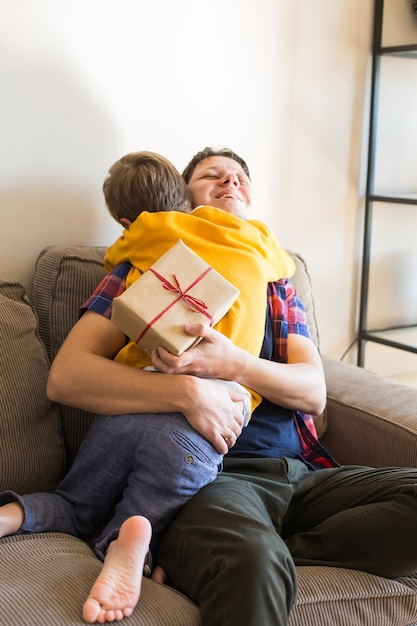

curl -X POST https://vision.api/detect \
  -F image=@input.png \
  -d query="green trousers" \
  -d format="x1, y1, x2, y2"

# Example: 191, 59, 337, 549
157, 457, 417, 626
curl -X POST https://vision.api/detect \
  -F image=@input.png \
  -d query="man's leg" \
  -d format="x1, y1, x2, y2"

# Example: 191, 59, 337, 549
157, 457, 299, 626
284, 464, 417, 578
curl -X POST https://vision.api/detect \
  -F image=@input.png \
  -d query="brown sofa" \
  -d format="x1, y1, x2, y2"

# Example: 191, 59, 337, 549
0, 245, 416, 626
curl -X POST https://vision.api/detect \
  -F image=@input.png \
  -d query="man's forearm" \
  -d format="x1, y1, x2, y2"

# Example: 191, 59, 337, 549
234, 351, 326, 416
47, 355, 189, 416
46, 309, 192, 417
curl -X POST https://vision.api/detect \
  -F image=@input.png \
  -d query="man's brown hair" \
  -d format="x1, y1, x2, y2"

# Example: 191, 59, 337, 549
103, 151, 193, 224
182, 147, 251, 184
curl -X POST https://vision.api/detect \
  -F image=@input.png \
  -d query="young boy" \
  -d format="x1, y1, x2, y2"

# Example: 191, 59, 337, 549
103, 151, 296, 414
0, 151, 295, 622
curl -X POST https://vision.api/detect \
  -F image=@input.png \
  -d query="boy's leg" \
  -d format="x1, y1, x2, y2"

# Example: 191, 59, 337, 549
156, 457, 300, 626
0, 412, 151, 537
82, 413, 223, 623
284, 464, 417, 577
93, 411, 222, 559
52, 413, 146, 535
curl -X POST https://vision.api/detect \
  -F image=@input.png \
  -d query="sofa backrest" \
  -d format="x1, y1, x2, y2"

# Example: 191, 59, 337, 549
31, 245, 319, 467
0, 279, 65, 492
32, 246, 107, 466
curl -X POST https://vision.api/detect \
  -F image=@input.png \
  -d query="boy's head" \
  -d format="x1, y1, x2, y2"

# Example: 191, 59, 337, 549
103, 151, 193, 226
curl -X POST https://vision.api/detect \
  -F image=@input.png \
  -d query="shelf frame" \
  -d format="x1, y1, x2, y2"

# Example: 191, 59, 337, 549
357, 0, 417, 367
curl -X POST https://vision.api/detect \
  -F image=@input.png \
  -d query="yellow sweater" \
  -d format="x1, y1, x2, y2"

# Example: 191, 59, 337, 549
104, 206, 295, 414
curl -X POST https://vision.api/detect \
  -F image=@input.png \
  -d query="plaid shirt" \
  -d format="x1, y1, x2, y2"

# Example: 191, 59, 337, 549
82, 265, 339, 470
266, 280, 339, 469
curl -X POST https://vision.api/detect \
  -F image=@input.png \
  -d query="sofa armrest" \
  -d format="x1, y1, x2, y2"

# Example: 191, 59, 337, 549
320, 356, 417, 468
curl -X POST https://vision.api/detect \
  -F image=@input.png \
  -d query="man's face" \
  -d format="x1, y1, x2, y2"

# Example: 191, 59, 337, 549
187, 156, 254, 219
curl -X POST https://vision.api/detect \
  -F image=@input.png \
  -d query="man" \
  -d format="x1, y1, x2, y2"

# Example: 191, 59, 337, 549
47, 147, 417, 625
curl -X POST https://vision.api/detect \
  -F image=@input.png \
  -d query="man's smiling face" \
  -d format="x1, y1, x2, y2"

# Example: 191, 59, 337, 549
187, 155, 254, 219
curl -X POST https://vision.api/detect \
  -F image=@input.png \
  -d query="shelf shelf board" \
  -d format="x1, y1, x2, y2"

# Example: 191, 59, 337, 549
368, 194, 417, 205
360, 325, 417, 354
377, 44, 417, 58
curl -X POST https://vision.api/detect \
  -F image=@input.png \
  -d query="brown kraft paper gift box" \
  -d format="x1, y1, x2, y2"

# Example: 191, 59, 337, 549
111, 239, 240, 355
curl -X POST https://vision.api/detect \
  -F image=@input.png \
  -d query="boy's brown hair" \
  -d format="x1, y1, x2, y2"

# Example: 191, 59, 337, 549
103, 151, 193, 224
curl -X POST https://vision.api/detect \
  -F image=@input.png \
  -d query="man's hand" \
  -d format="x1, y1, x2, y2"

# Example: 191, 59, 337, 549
150, 322, 250, 453
176, 375, 246, 454
150, 322, 239, 380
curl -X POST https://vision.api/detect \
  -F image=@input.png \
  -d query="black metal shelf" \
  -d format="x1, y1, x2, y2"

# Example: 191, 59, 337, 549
357, 0, 417, 367
378, 44, 417, 56
361, 324, 417, 355
369, 194, 417, 205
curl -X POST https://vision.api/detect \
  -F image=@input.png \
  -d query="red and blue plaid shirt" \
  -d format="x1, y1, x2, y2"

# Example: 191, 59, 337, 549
82, 264, 338, 470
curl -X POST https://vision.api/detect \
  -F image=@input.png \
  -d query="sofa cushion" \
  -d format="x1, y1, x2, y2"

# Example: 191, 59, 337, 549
32, 246, 107, 466
0, 534, 415, 626
322, 356, 417, 468
0, 280, 64, 492
31, 246, 108, 363
287, 250, 319, 349
289, 566, 417, 626
0, 533, 200, 625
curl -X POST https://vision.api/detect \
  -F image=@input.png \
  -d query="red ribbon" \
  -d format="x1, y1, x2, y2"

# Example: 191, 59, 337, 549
135, 266, 214, 345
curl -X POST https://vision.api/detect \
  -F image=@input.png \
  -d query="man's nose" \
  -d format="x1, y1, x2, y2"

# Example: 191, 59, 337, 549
221, 173, 239, 186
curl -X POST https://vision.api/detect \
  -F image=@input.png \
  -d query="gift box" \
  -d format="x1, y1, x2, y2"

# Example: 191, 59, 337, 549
111, 239, 240, 355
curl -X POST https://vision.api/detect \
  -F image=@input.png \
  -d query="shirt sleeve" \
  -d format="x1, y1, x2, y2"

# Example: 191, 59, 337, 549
283, 278, 311, 338
81, 262, 131, 320
268, 278, 310, 340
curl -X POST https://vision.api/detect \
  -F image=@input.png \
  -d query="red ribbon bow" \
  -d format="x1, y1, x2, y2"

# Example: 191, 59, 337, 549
150, 269, 213, 320
135, 267, 214, 345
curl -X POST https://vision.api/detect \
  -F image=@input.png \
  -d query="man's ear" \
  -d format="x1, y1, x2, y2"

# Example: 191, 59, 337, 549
120, 218, 132, 229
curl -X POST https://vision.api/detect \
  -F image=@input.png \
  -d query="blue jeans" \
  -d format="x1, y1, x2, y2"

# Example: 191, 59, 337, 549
0, 412, 222, 559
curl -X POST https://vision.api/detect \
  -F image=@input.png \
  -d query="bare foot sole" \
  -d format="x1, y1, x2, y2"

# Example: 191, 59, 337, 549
83, 515, 152, 624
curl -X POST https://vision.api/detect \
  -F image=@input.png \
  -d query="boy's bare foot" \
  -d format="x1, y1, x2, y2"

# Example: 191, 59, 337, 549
83, 515, 152, 624
0, 502, 24, 537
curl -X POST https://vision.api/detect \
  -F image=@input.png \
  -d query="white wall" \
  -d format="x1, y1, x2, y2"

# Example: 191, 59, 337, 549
0, 0, 375, 362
